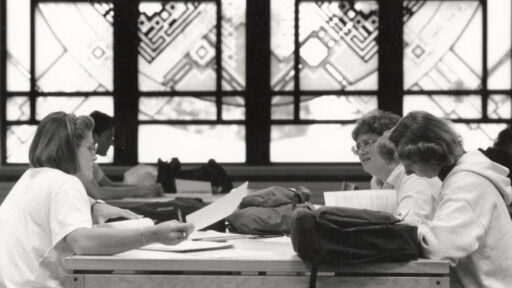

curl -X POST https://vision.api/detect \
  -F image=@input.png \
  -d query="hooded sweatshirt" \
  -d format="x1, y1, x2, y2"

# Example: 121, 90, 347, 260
418, 151, 512, 288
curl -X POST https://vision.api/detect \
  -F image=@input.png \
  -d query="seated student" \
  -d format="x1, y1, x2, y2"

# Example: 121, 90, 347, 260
0, 112, 194, 288
352, 109, 441, 224
479, 126, 512, 181
377, 110, 512, 288
82, 111, 162, 200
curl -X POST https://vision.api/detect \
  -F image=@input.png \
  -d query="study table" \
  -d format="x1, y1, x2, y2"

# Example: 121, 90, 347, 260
65, 237, 450, 288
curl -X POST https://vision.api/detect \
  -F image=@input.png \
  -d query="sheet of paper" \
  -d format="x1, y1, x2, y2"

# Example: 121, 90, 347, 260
324, 189, 398, 214
186, 182, 249, 230
175, 178, 211, 194
140, 241, 233, 252
97, 218, 154, 229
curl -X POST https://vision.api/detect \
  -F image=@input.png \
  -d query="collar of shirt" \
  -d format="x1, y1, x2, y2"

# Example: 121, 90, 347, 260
373, 165, 404, 190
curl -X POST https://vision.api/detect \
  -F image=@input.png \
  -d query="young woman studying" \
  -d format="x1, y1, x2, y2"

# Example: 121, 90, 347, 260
377, 110, 512, 288
0, 112, 194, 288
351, 109, 441, 225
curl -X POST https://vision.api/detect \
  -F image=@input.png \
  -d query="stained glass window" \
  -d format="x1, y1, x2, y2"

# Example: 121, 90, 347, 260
2, 0, 512, 166
453, 123, 508, 151
138, 2, 217, 91
404, 1, 482, 91
6, 125, 38, 163
488, 0, 511, 90
6, 97, 30, 121
36, 96, 113, 120
488, 94, 511, 119
138, 124, 245, 162
6, 0, 30, 91
299, 1, 378, 90
36, 3, 113, 92
271, 124, 358, 163
269, 0, 379, 163
403, 95, 482, 119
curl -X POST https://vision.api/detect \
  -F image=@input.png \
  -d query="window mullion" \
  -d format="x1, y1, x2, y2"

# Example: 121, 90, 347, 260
378, 0, 403, 115
113, 0, 139, 165
246, 0, 271, 164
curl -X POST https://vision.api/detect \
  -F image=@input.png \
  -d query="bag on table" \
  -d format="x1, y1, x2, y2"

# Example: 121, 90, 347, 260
127, 197, 226, 232
157, 158, 233, 194
290, 206, 421, 288
226, 186, 314, 235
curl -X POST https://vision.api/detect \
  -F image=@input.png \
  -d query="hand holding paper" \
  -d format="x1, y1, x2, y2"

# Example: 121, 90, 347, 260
186, 182, 249, 230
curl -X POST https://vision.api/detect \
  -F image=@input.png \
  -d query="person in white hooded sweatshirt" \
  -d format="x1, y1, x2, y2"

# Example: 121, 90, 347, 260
377, 111, 512, 288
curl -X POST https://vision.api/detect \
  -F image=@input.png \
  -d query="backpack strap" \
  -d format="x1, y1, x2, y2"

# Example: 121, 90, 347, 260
309, 253, 326, 288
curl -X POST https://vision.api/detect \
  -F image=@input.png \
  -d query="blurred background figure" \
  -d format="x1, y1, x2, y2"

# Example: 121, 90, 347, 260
81, 111, 162, 200
479, 126, 512, 181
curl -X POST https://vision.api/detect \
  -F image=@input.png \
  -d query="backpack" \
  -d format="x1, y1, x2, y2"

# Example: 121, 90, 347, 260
227, 186, 314, 235
157, 158, 233, 194
290, 206, 421, 288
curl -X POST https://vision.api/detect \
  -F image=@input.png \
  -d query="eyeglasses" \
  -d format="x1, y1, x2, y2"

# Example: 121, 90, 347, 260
83, 143, 98, 155
351, 139, 377, 155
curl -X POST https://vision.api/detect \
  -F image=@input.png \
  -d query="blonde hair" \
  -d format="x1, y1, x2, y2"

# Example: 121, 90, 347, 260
29, 112, 94, 174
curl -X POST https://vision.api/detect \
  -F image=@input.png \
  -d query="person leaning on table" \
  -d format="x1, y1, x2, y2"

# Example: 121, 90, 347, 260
0, 112, 194, 288
352, 109, 441, 225
377, 110, 512, 288
80, 110, 162, 200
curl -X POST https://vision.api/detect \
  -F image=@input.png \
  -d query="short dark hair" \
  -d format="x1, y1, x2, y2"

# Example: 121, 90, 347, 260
29, 112, 94, 174
494, 126, 512, 149
352, 109, 401, 140
378, 111, 464, 166
90, 111, 116, 135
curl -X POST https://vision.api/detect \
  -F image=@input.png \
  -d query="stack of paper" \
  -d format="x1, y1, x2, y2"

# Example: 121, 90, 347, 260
140, 241, 233, 252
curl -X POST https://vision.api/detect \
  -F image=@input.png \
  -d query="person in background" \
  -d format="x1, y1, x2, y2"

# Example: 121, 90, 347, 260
351, 109, 441, 224
0, 112, 194, 288
377, 110, 512, 288
82, 111, 162, 200
479, 126, 512, 181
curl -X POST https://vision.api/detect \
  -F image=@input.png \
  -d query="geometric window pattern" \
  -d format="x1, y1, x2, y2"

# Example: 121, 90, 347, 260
298, 1, 379, 90
36, 3, 113, 92
403, 1, 511, 151
137, 0, 246, 92
404, 1, 482, 91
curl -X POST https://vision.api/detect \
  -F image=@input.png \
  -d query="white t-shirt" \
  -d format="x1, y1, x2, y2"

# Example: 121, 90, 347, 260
0, 168, 92, 288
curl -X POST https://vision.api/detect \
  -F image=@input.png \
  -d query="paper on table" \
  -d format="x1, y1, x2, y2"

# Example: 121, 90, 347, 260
176, 178, 211, 194
186, 182, 249, 230
98, 218, 154, 229
140, 240, 233, 252
324, 189, 398, 214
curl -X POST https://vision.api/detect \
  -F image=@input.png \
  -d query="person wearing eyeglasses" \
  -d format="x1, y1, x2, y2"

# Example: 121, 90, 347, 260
351, 109, 441, 224
79, 111, 162, 200
0, 112, 194, 288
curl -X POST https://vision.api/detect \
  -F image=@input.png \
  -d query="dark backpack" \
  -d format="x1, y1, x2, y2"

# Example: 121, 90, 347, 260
226, 186, 314, 235
157, 158, 233, 194
290, 206, 421, 288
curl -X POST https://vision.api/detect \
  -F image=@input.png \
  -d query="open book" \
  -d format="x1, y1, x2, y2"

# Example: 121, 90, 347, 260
323, 189, 398, 214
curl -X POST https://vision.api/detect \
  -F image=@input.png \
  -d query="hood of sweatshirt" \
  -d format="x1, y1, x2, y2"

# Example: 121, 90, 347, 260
447, 150, 512, 205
